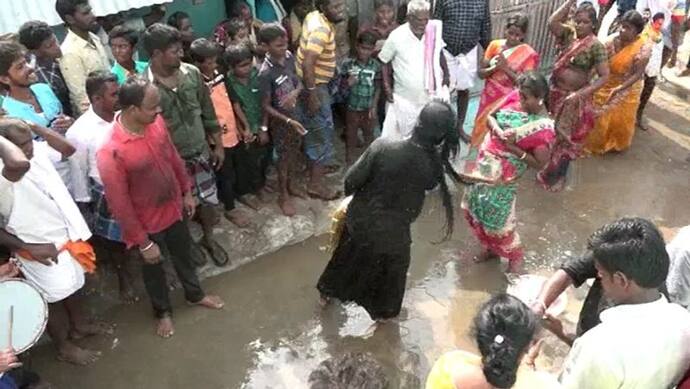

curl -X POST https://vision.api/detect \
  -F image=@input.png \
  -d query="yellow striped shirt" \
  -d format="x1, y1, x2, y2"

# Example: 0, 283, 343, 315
296, 11, 336, 84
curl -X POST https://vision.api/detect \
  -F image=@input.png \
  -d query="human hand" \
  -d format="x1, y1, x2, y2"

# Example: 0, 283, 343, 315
496, 53, 508, 70
139, 241, 162, 265
0, 349, 21, 373
0, 261, 19, 279
606, 86, 623, 104
21, 243, 59, 266
279, 90, 300, 111
50, 115, 74, 134
530, 300, 547, 318
347, 73, 358, 87
523, 339, 544, 369
242, 130, 256, 143
258, 131, 270, 146
542, 313, 565, 338
211, 145, 225, 172
289, 120, 308, 136
368, 107, 377, 121
384, 89, 394, 103
183, 192, 196, 219
307, 90, 320, 116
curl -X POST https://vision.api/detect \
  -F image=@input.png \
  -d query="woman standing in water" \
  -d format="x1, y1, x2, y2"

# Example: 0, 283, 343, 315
462, 73, 555, 273
538, 0, 609, 191
584, 11, 650, 154
471, 14, 540, 147
425, 294, 558, 389
316, 100, 460, 322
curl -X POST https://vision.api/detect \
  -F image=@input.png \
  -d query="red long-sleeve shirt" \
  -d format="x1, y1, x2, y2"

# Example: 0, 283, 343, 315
97, 114, 191, 248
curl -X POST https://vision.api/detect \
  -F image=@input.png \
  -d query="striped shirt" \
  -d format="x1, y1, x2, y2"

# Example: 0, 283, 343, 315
296, 11, 336, 85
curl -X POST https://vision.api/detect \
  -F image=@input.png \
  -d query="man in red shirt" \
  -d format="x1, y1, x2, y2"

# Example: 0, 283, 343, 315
97, 77, 225, 338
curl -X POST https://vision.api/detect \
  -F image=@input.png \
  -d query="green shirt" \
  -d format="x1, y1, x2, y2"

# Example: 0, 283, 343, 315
147, 63, 220, 159
111, 60, 148, 85
226, 69, 262, 134
341, 57, 380, 111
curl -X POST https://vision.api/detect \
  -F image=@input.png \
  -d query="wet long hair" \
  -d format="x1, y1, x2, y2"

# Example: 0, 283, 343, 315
473, 294, 538, 388
410, 100, 462, 241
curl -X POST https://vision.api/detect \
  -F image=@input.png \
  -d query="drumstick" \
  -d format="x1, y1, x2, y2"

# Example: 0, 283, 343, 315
8, 305, 13, 349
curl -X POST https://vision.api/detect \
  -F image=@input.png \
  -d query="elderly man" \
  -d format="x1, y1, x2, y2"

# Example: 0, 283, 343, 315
55, 0, 110, 115
433, 0, 491, 140
296, 0, 346, 200
0, 118, 109, 366
379, 0, 449, 140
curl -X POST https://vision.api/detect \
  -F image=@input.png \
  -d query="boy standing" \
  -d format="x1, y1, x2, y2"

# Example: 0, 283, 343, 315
257, 24, 308, 216
190, 38, 252, 227
225, 43, 270, 205
559, 218, 690, 388
340, 30, 381, 165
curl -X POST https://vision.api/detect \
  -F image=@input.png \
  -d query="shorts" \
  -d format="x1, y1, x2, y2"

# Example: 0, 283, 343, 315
185, 154, 219, 206
445, 45, 479, 91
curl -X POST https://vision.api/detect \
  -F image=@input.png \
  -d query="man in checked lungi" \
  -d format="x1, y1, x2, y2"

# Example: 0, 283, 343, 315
65, 71, 139, 303
143, 23, 229, 267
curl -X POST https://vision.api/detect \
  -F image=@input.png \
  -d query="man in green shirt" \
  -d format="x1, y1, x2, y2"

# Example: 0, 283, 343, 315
143, 23, 228, 267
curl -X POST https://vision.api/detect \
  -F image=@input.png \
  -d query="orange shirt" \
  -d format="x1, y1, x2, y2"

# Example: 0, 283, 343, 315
205, 72, 240, 148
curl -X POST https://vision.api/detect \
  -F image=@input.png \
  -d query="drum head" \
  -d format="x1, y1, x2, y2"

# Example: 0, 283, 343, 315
0, 278, 48, 353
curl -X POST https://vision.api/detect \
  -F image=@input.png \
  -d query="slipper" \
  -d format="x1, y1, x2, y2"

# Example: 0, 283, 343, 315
189, 243, 208, 267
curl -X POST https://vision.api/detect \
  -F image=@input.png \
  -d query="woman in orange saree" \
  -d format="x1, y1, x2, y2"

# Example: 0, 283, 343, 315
470, 14, 540, 147
585, 11, 651, 154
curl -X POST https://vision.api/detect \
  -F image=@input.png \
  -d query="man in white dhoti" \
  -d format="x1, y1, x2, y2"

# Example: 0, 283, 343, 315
0, 118, 109, 366
379, 0, 449, 140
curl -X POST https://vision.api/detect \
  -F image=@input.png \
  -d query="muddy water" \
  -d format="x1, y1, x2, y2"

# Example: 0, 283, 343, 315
29, 126, 690, 389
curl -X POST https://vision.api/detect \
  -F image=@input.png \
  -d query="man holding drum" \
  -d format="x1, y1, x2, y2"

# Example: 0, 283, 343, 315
0, 118, 109, 366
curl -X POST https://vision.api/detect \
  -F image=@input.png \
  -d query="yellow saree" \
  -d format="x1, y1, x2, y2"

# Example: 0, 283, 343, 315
585, 35, 649, 154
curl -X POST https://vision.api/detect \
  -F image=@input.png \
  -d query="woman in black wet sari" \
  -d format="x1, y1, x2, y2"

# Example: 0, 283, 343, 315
317, 100, 460, 322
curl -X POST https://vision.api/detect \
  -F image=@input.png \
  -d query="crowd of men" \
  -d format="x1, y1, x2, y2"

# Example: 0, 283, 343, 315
0, 0, 690, 387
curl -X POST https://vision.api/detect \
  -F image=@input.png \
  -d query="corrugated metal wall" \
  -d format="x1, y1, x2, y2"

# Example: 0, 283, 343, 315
0, 0, 171, 34
490, 0, 561, 69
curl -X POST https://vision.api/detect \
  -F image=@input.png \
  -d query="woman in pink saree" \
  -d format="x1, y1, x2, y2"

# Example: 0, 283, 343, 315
470, 14, 540, 147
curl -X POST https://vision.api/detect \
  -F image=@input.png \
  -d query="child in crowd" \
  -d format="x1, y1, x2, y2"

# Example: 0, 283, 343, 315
257, 23, 308, 216
190, 38, 253, 227
360, 0, 399, 54
340, 30, 381, 165
225, 42, 271, 206
227, 17, 250, 45
282, 0, 314, 51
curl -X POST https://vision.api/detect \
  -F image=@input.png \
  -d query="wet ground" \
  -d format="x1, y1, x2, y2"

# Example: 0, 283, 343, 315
25, 84, 690, 388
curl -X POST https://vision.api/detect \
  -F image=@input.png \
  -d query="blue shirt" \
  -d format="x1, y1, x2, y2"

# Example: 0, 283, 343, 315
1, 83, 62, 127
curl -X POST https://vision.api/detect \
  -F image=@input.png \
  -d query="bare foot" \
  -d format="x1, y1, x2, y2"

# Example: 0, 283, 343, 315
156, 316, 175, 338
307, 184, 340, 201
278, 196, 296, 217
256, 188, 272, 203
288, 184, 308, 199
473, 250, 499, 264
56, 342, 101, 365
71, 320, 114, 339
238, 195, 261, 210
190, 295, 225, 309
318, 295, 331, 308
119, 285, 139, 305
224, 208, 251, 228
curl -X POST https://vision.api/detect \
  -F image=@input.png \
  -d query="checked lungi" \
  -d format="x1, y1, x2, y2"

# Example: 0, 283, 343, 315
89, 179, 123, 243
184, 154, 219, 206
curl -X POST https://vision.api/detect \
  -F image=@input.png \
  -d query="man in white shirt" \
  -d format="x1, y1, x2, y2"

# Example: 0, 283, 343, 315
65, 71, 138, 303
55, 0, 111, 116
378, 0, 449, 140
559, 217, 690, 389
0, 118, 111, 366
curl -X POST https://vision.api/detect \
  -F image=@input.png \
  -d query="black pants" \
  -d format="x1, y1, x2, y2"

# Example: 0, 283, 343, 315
234, 141, 269, 196
142, 220, 205, 318
637, 75, 657, 119
217, 146, 238, 211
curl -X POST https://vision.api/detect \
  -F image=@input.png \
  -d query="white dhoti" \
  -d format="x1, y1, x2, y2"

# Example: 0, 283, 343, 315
445, 45, 479, 91
2, 141, 91, 303
381, 94, 429, 141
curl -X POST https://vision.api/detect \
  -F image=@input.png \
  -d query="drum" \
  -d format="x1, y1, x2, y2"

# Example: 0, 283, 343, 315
0, 278, 48, 353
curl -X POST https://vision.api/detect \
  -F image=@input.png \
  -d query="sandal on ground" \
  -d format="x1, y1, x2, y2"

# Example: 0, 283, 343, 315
203, 240, 229, 267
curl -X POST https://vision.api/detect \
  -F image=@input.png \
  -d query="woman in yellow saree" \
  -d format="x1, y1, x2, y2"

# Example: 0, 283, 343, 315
585, 10, 651, 154
470, 14, 540, 147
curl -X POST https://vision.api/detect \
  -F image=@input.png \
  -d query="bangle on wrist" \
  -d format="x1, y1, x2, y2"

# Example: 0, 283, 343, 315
286, 118, 292, 125
306, 86, 316, 91
520, 151, 527, 160
140, 241, 154, 252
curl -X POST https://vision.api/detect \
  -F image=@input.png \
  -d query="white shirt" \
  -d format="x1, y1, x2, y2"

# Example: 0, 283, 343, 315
379, 23, 441, 104
559, 295, 690, 389
668, 226, 690, 309
64, 107, 114, 202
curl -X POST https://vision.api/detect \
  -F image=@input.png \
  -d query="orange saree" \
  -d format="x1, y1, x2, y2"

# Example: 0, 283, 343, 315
585, 35, 650, 154
470, 40, 540, 147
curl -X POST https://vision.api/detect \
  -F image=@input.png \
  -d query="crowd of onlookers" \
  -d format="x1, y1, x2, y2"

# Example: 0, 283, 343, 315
1, 0, 690, 387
